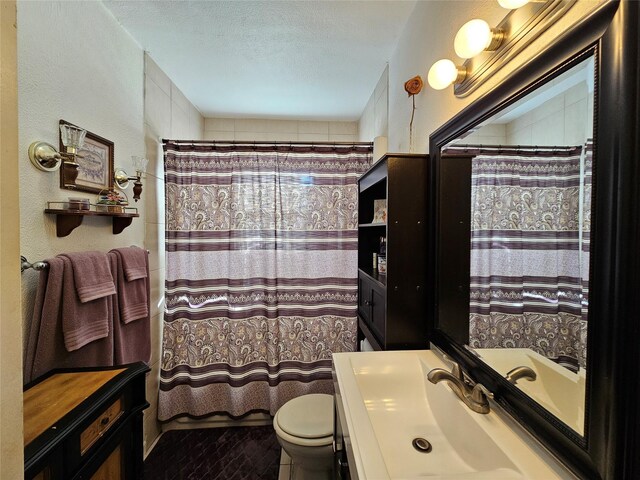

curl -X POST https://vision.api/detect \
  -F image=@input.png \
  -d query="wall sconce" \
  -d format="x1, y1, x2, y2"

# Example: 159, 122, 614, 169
28, 124, 87, 188
114, 156, 148, 202
427, 59, 467, 90
454, 19, 505, 59
59, 124, 86, 188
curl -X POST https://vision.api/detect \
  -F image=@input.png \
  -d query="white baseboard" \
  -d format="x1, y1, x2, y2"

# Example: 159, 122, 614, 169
144, 431, 164, 459
162, 412, 273, 432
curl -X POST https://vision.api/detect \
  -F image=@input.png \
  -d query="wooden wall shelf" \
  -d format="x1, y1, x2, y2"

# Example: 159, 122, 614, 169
44, 203, 139, 237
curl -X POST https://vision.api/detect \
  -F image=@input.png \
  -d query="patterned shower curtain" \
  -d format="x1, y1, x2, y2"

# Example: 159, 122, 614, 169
466, 144, 591, 368
158, 141, 372, 421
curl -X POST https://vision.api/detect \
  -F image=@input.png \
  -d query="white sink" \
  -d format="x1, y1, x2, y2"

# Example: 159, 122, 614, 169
332, 351, 576, 480
473, 348, 586, 434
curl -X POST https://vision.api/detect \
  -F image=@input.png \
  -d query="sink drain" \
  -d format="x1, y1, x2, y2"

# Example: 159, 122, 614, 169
412, 438, 432, 453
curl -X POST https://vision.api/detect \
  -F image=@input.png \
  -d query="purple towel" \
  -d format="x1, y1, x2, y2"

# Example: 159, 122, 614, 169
60, 256, 112, 352
110, 248, 149, 323
109, 251, 151, 364
24, 257, 114, 383
119, 246, 148, 281
59, 251, 116, 303
24, 257, 61, 382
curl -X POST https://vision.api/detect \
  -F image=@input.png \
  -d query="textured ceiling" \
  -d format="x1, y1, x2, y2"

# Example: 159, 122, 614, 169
103, 1, 416, 120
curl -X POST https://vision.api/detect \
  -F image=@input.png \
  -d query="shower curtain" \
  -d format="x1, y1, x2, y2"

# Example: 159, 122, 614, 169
466, 144, 591, 368
158, 141, 372, 420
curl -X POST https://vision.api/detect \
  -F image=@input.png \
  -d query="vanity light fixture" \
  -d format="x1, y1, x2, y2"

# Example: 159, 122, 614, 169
454, 19, 505, 59
427, 59, 467, 90
114, 156, 148, 202
497, 0, 531, 9
435, 0, 575, 97
28, 124, 87, 189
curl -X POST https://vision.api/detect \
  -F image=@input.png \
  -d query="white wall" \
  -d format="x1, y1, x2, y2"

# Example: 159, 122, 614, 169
462, 81, 593, 147
143, 53, 204, 453
505, 83, 593, 146
17, 1, 203, 457
461, 124, 506, 145
203, 117, 358, 142
18, 1, 146, 341
16, 1, 190, 459
385, 0, 603, 153
358, 65, 389, 142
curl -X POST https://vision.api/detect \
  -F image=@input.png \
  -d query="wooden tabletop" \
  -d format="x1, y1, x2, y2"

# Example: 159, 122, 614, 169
23, 369, 125, 447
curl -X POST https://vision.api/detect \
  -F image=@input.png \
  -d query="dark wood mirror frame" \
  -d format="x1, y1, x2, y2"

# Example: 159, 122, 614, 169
428, 2, 640, 479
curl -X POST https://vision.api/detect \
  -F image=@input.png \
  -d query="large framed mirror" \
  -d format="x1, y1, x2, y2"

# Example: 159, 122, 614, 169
428, 2, 640, 479
442, 51, 594, 436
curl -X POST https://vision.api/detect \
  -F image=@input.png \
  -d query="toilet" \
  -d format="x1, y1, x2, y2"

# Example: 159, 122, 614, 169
273, 394, 334, 480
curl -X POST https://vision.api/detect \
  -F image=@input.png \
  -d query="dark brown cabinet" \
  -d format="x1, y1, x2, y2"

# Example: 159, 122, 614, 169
24, 363, 149, 480
358, 273, 386, 341
357, 153, 429, 350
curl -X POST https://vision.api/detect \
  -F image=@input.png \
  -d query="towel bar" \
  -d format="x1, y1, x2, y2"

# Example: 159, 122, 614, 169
21, 250, 151, 273
21, 256, 48, 273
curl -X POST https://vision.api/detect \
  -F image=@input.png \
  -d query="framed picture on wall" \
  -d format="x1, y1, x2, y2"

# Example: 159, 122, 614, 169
59, 120, 114, 194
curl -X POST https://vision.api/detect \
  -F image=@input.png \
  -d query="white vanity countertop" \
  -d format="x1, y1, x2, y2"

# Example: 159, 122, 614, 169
474, 348, 586, 435
332, 350, 577, 480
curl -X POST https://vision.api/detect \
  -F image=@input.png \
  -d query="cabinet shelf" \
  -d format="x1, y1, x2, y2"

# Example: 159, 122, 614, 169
44, 202, 139, 237
358, 222, 386, 228
358, 267, 386, 288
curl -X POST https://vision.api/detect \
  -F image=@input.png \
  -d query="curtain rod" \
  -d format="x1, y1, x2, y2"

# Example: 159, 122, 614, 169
443, 143, 581, 152
162, 139, 373, 146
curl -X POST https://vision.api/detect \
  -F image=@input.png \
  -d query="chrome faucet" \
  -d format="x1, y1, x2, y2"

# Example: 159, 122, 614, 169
427, 362, 494, 414
505, 366, 537, 385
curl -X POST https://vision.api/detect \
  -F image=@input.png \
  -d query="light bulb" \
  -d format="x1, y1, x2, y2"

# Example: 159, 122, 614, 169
59, 124, 87, 154
498, 0, 530, 9
454, 19, 504, 59
427, 59, 466, 90
132, 155, 149, 176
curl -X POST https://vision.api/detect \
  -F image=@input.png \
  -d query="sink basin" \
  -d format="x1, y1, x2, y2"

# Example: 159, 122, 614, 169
473, 348, 586, 434
332, 351, 575, 479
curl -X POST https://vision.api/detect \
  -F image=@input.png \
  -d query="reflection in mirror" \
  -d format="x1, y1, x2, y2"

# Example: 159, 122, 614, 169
442, 56, 593, 436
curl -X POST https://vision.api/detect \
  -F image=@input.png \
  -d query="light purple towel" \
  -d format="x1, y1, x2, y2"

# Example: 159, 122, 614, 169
119, 246, 148, 281
60, 256, 112, 352
108, 251, 151, 364
110, 248, 149, 323
24, 257, 61, 382
24, 257, 114, 383
59, 251, 116, 303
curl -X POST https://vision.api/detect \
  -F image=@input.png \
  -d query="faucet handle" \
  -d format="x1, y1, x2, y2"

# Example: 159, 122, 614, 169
451, 362, 465, 382
471, 383, 494, 404
442, 355, 465, 381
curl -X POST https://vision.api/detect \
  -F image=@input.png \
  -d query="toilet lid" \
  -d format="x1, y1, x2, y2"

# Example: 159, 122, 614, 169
276, 394, 333, 439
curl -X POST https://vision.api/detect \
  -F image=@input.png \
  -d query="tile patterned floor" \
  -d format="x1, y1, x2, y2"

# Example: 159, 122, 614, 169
144, 426, 284, 480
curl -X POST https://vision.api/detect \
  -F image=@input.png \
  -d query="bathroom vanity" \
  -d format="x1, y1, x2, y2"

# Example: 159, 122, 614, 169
335, 2, 640, 479
332, 350, 576, 479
